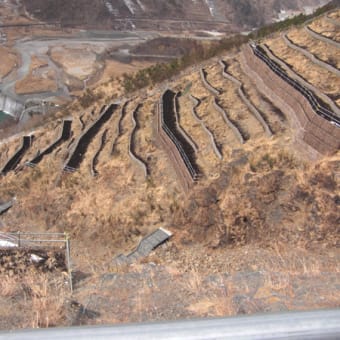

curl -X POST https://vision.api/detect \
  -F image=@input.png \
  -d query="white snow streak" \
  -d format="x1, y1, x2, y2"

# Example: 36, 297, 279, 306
30, 254, 44, 263
104, 1, 114, 14
136, 0, 146, 12
205, 0, 216, 17
123, 0, 137, 14
0, 240, 17, 247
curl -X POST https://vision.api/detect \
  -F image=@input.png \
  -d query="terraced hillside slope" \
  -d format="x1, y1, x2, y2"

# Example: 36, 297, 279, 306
0, 9, 339, 329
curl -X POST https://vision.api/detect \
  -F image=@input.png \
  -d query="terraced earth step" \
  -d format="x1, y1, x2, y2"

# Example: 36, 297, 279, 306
283, 34, 340, 77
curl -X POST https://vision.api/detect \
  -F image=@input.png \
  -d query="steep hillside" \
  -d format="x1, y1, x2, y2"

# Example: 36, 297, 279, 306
22, 0, 328, 30
0, 8, 339, 329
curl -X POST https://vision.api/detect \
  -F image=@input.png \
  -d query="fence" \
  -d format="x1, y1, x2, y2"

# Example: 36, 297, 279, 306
0, 231, 73, 292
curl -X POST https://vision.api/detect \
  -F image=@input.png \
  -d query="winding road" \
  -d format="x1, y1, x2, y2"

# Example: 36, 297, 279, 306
0, 30, 151, 105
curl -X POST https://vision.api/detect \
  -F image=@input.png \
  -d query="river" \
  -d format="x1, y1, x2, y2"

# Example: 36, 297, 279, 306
0, 110, 11, 123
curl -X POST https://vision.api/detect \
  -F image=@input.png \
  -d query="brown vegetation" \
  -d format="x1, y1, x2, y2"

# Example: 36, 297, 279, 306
0, 46, 18, 79
0, 7, 339, 330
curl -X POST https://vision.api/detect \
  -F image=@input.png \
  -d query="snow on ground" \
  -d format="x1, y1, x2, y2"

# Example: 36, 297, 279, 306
0, 240, 17, 247
201, 30, 224, 37
30, 253, 44, 263
205, 0, 216, 17
136, 0, 146, 12
104, 1, 114, 14
123, 0, 137, 15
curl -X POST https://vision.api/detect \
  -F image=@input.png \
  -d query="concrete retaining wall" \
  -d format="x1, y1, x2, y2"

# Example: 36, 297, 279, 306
305, 25, 340, 49
156, 90, 199, 192
91, 129, 108, 177
325, 15, 340, 27
1, 135, 33, 175
283, 34, 340, 77
174, 92, 199, 153
129, 104, 148, 178
261, 44, 340, 116
219, 60, 273, 137
242, 44, 340, 155
200, 68, 220, 96
27, 120, 72, 166
115, 227, 172, 264
0, 200, 13, 215
0, 95, 23, 119
111, 101, 128, 155
213, 98, 245, 144
64, 104, 118, 171
189, 94, 222, 160
79, 114, 85, 131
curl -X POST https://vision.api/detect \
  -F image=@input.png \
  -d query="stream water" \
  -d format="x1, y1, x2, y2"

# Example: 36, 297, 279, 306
0, 110, 11, 123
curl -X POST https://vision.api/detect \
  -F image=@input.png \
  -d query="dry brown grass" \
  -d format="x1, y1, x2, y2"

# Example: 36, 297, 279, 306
0, 46, 18, 78
265, 34, 340, 103
0, 276, 21, 297
309, 14, 340, 41
0, 10, 339, 329
25, 274, 67, 328
0, 271, 69, 329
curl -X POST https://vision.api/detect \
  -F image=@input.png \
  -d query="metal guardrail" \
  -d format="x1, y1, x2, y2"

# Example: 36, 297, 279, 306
1, 308, 339, 339
0, 231, 73, 292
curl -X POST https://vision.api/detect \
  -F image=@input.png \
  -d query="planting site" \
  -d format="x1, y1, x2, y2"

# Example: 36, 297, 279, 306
0, 4, 339, 330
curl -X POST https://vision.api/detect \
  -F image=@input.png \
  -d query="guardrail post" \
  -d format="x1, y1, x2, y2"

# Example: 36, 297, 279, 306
17, 231, 21, 247
65, 232, 73, 293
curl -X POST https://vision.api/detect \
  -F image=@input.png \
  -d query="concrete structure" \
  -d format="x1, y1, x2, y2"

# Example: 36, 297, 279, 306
242, 43, 340, 155
115, 227, 172, 264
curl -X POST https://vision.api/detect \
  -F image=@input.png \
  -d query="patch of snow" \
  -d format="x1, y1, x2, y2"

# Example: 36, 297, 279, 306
104, 1, 119, 16
104, 1, 114, 14
136, 0, 146, 12
205, 0, 216, 17
123, 0, 137, 15
201, 30, 224, 37
0, 240, 17, 247
30, 254, 44, 263
303, 6, 319, 15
